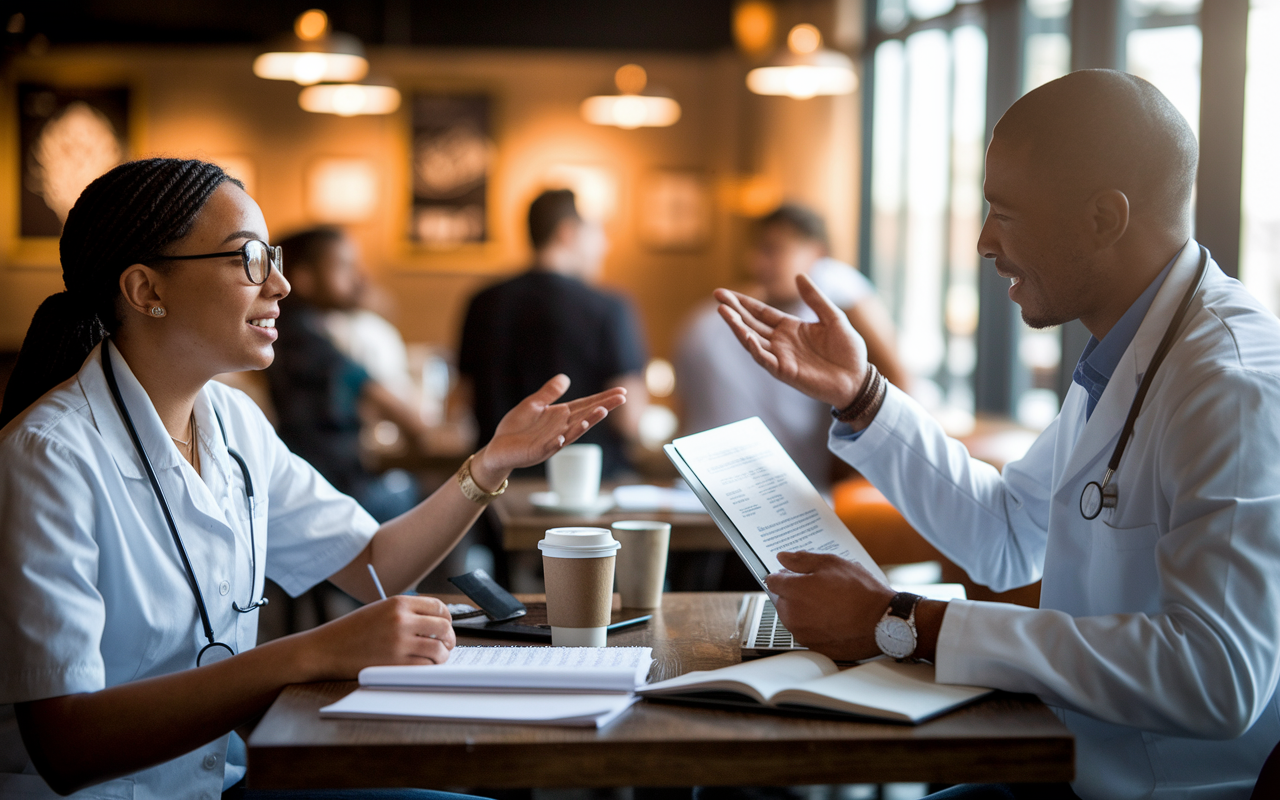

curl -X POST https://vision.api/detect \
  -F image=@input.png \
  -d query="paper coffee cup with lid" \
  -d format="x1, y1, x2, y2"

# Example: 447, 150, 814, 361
539, 527, 620, 647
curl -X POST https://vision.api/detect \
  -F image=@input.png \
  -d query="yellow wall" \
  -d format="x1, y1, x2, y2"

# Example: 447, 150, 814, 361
1, 43, 860, 361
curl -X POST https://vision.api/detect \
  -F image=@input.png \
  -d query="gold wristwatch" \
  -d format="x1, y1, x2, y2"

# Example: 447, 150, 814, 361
456, 454, 508, 505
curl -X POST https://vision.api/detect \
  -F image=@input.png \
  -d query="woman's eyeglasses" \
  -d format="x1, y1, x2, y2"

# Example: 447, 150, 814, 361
157, 239, 283, 285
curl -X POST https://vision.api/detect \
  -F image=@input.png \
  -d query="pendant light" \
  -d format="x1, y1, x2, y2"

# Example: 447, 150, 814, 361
252, 9, 368, 86
746, 24, 857, 99
299, 77, 402, 116
581, 64, 682, 129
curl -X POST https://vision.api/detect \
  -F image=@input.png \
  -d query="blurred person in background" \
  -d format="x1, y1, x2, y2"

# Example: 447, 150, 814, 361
266, 226, 428, 523
676, 203, 908, 491
458, 189, 649, 479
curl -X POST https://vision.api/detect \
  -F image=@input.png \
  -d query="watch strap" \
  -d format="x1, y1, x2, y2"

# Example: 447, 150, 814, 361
887, 591, 922, 620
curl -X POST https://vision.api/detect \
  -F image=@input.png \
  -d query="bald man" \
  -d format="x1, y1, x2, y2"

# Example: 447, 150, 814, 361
718, 70, 1280, 798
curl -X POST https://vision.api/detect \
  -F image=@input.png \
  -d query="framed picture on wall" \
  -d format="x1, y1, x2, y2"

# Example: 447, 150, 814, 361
409, 94, 492, 249
637, 170, 711, 252
17, 83, 130, 239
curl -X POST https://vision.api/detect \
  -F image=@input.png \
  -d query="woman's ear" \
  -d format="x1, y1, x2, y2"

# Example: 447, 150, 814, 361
118, 264, 167, 319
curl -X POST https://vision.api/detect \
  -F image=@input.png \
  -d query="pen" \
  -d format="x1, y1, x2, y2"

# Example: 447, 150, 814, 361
367, 563, 388, 600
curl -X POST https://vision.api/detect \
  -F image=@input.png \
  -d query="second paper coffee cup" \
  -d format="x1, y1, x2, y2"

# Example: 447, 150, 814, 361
538, 527, 620, 647
611, 520, 671, 609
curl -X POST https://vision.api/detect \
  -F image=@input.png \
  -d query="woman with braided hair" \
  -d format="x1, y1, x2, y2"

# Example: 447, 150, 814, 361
0, 158, 626, 799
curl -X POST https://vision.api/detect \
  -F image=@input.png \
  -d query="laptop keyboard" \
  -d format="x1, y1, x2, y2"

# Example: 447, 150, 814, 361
748, 598, 798, 649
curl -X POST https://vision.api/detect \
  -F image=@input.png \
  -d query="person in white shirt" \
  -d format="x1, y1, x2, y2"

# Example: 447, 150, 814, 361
716, 70, 1280, 799
676, 204, 907, 491
0, 158, 625, 800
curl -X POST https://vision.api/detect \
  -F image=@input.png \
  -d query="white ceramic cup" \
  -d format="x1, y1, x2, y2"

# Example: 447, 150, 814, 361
547, 443, 603, 509
538, 527, 620, 647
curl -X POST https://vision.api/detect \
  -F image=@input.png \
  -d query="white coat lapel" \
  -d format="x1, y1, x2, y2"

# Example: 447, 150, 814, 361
1053, 241, 1205, 494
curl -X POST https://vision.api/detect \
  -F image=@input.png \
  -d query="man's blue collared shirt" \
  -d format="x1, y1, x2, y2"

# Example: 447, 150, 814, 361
1072, 249, 1181, 420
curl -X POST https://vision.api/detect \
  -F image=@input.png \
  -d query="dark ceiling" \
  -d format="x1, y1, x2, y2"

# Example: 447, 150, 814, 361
9, 1, 737, 51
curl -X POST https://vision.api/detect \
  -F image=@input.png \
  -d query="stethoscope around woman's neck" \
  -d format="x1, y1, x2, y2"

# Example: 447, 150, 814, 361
100, 344, 268, 667
1079, 244, 1210, 520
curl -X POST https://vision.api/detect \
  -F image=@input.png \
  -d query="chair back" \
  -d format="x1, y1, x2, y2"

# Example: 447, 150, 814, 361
1251, 738, 1280, 799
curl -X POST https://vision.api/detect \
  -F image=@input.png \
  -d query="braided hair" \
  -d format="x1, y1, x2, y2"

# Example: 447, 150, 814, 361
0, 158, 240, 428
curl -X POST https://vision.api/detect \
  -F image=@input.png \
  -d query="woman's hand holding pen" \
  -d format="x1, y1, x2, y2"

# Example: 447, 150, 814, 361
294, 594, 456, 680
469, 374, 627, 491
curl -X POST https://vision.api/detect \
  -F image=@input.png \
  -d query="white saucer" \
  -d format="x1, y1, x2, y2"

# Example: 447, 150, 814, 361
529, 491, 616, 516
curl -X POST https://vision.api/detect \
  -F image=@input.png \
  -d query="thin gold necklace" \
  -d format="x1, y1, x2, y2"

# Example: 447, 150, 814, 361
170, 411, 195, 447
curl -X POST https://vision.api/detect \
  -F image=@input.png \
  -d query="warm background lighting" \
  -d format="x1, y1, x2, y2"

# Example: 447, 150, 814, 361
580, 64, 681, 129
252, 9, 368, 85
294, 9, 328, 41
787, 23, 821, 54
580, 94, 681, 129
746, 23, 857, 99
733, 1, 776, 57
298, 82, 401, 116
614, 64, 648, 94
306, 157, 379, 222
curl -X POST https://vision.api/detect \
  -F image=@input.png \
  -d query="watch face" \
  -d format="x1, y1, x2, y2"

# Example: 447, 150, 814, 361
875, 617, 916, 659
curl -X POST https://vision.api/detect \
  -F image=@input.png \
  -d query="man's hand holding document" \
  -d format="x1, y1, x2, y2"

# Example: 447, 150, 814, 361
666, 417, 951, 665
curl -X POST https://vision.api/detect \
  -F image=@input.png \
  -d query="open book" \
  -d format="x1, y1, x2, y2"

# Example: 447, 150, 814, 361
320, 646, 653, 728
638, 651, 992, 724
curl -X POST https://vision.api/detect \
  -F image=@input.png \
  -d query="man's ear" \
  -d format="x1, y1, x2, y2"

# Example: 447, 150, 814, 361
118, 264, 166, 318
1089, 188, 1130, 250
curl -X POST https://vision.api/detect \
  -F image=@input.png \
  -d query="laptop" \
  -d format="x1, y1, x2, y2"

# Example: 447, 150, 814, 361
736, 584, 967, 659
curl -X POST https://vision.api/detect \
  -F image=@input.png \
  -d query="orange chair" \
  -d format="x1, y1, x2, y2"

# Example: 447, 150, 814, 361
832, 477, 1041, 608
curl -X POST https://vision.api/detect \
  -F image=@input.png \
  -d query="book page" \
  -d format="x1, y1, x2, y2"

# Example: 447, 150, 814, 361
673, 418, 886, 581
359, 646, 653, 693
770, 660, 992, 723
639, 651, 837, 704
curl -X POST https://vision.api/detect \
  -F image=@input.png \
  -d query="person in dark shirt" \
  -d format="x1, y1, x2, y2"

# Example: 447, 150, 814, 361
266, 227, 430, 522
459, 190, 648, 479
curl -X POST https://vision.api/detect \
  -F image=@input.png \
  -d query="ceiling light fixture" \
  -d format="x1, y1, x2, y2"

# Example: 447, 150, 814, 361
581, 64, 682, 129
252, 9, 369, 86
746, 23, 857, 99
299, 79, 402, 116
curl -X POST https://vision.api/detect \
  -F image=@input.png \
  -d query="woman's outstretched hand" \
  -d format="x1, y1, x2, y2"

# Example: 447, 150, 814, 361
714, 274, 869, 410
471, 375, 626, 489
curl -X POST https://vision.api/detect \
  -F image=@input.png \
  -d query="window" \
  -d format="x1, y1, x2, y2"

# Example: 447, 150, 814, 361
1239, 0, 1280, 313
866, 5, 987, 430
862, 0, 1258, 432
864, 1, 1071, 431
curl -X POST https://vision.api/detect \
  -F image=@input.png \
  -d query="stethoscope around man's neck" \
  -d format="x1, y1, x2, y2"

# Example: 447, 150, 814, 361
1079, 244, 1210, 520
101, 344, 268, 667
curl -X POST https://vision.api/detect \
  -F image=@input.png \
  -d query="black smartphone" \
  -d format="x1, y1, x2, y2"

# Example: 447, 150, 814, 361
447, 569, 527, 622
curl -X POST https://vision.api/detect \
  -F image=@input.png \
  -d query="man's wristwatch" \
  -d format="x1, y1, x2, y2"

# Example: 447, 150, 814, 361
874, 591, 923, 661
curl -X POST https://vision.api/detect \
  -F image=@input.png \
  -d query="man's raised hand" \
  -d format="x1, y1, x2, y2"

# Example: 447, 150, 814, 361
714, 274, 869, 410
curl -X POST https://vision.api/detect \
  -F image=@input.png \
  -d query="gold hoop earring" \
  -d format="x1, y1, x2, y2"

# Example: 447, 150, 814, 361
150, 307, 166, 318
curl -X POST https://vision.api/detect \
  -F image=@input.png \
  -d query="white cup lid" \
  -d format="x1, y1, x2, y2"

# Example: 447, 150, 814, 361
539, 527, 621, 558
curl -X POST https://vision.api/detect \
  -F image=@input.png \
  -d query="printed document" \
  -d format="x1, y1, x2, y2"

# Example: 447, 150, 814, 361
672, 418, 886, 582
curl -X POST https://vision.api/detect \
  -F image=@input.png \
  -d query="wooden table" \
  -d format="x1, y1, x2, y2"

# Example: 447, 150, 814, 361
492, 478, 728, 552
247, 593, 1073, 790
